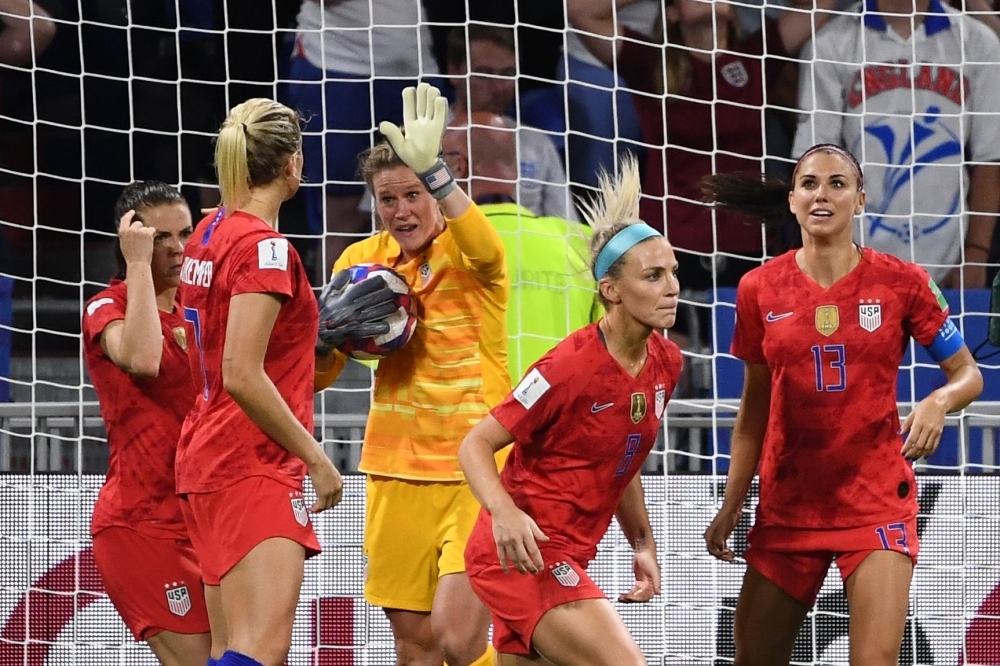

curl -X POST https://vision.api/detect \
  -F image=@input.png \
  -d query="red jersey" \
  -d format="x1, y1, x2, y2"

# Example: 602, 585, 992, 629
619, 23, 787, 255
83, 281, 196, 538
176, 210, 318, 494
731, 248, 950, 529
489, 324, 683, 563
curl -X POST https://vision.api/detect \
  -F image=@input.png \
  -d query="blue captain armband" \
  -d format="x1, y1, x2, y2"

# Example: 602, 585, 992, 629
924, 318, 964, 362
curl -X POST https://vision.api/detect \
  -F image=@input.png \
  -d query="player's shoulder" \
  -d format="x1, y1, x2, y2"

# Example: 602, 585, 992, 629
84, 281, 127, 317
862, 248, 930, 287
948, 6, 1000, 53
532, 324, 601, 378
334, 232, 397, 272
648, 331, 683, 373
739, 251, 797, 290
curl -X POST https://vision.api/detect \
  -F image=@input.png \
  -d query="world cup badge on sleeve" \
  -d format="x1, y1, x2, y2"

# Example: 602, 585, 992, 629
630, 392, 647, 424
859, 300, 882, 332
551, 562, 580, 587
815, 305, 840, 337
165, 582, 192, 617
654, 384, 666, 420
291, 495, 309, 527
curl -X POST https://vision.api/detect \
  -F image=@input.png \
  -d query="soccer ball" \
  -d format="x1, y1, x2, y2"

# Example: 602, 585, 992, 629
338, 263, 418, 360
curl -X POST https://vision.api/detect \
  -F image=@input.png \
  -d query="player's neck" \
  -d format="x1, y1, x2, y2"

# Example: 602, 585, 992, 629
155, 286, 177, 313
796, 241, 862, 289
239, 184, 286, 229
599, 313, 650, 378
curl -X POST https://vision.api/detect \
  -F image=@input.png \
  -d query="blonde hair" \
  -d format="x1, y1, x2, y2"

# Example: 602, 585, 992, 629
215, 98, 301, 211
580, 154, 648, 305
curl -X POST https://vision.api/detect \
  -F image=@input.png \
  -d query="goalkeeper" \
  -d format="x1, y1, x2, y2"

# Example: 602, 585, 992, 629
315, 83, 508, 666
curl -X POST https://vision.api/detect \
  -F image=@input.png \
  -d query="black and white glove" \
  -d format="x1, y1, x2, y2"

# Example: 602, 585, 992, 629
316, 270, 398, 356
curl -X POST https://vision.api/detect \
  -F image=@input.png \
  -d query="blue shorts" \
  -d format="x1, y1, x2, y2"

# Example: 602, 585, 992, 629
282, 55, 443, 233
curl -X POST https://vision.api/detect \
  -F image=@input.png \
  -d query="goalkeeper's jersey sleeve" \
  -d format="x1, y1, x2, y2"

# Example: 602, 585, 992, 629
327, 204, 509, 481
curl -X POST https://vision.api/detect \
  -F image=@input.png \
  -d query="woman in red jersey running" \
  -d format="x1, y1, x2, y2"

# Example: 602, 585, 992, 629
83, 181, 212, 666
459, 156, 684, 666
702, 144, 983, 666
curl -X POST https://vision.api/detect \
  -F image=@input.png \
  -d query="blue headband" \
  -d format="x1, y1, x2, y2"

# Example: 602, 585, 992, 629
593, 223, 661, 279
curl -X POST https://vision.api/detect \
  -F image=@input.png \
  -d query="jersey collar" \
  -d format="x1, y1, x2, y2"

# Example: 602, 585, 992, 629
864, 0, 951, 37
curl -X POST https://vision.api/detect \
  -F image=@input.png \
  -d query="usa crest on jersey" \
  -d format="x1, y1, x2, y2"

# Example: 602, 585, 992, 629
551, 562, 580, 587
654, 384, 666, 419
859, 301, 882, 332
165, 583, 191, 617
291, 495, 309, 526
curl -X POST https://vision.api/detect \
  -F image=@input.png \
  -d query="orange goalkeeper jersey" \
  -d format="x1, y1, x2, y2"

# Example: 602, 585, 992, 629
315, 204, 509, 481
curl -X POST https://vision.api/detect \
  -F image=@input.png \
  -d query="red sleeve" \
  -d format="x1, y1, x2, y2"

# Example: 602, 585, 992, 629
730, 272, 767, 363
491, 354, 568, 445
227, 233, 295, 299
618, 27, 663, 95
82, 292, 126, 350
904, 266, 951, 346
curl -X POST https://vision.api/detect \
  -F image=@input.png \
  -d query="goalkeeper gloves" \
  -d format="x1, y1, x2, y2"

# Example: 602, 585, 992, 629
316, 270, 398, 357
379, 83, 457, 200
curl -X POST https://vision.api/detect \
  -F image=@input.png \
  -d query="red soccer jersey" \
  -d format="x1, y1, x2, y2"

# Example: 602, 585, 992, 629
83, 281, 196, 538
731, 248, 951, 529
176, 210, 318, 494
490, 324, 683, 563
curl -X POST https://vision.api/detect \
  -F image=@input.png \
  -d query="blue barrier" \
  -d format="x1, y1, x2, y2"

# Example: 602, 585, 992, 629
697, 288, 997, 472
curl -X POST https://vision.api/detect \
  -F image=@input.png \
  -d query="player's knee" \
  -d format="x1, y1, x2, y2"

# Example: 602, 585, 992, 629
392, 636, 438, 666
433, 618, 487, 666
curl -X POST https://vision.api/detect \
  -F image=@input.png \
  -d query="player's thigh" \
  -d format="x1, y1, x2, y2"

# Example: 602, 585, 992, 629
431, 573, 491, 663
203, 584, 227, 658
146, 629, 212, 666
432, 482, 489, 636
530, 598, 645, 666
844, 550, 913, 666
364, 477, 447, 612
733, 565, 811, 666
220, 537, 306, 666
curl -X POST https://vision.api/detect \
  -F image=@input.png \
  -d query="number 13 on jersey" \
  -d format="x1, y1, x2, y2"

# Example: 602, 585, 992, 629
811, 344, 846, 392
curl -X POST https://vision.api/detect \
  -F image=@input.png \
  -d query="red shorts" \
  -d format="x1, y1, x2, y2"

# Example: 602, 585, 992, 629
91, 526, 211, 640
465, 520, 605, 656
744, 517, 919, 606
180, 475, 321, 586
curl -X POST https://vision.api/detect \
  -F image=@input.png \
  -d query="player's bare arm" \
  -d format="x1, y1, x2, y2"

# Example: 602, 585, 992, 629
458, 415, 549, 575
615, 474, 660, 603
223, 291, 344, 511
101, 210, 162, 378
705, 362, 770, 561
900, 345, 983, 460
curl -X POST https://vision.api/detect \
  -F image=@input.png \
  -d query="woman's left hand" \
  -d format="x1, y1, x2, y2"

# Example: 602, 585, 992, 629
618, 547, 660, 603
899, 394, 948, 460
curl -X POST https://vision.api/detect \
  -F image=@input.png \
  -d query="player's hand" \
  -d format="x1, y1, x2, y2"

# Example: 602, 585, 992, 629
118, 210, 157, 266
704, 505, 743, 561
316, 269, 397, 355
899, 395, 948, 460
307, 456, 344, 512
378, 83, 457, 199
618, 546, 660, 603
491, 503, 549, 575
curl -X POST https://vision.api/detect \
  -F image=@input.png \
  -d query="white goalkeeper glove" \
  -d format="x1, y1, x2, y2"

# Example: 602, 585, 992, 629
378, 83, 457, 200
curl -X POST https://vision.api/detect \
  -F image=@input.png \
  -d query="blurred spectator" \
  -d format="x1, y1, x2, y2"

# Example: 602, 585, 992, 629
568, 0, 832, 348
443, 112, 600, 379
956, 0, 1000, 37
793, 0, 1000, 288
0, 0, 55, 65
445, 24, 579, 222
284, 0, 440, 274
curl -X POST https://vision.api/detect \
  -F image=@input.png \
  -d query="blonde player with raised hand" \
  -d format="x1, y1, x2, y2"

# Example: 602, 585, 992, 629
315, 83, 507, 666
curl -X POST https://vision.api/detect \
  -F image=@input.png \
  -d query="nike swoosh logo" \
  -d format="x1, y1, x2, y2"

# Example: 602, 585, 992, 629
591, 402, 614, 413
765, 311, 794, 322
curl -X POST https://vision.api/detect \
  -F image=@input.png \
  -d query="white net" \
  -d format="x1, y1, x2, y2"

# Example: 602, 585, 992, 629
1, 0, 999, 664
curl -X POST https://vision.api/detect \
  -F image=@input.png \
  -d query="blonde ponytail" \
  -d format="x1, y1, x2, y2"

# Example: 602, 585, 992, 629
214, 98, 302, 212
